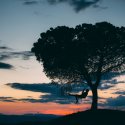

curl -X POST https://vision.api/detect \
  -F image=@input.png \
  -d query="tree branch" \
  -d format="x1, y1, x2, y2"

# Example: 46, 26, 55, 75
102, 59, 125, 73
80, 65, 93, 88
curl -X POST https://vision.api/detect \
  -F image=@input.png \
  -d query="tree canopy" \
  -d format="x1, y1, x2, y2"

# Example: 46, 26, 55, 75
32, 22, 125, 84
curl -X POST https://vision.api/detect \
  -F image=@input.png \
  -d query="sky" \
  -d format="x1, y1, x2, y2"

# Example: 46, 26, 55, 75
0, 0, 125, 115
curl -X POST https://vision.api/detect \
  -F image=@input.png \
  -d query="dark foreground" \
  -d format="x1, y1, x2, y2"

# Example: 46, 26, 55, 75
45, 109, 125, 125
0, 109, 125, 125
0, 113, 59, 125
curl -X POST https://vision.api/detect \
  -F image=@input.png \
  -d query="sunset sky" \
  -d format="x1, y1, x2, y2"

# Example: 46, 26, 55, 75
0, 0, 125, 115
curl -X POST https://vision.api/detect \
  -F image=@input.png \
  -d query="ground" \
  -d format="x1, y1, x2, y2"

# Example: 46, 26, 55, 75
45, 109, 125, 125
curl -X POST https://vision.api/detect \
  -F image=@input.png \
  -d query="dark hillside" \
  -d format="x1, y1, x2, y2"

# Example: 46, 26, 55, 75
0, 113, 59, 125
45, 109, 125, 125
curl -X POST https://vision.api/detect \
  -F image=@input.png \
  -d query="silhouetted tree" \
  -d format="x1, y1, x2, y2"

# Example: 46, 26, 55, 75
31, 22, 125, 110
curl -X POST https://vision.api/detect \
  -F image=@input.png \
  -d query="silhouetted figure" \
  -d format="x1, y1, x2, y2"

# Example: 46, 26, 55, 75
68, 89, 89, 103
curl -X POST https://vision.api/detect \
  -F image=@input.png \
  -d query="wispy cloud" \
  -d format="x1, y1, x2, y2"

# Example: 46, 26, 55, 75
0, 44, 33, 69
9, 51, 34, 60
105, 95, 125, 107
0, 46, 11, 50
0, 96, 40, 103
23, 0, 39, 5
47, 0, 101, 12
99, 83, 115, 90
0, 55, 10, 60
113, 91, 125, 96
0, 97, 14, 102
0, 45, 14, 69
0, 45, 33, 61
22, 0, 103, 12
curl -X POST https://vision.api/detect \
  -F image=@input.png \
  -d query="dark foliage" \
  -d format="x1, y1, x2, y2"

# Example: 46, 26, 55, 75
32, 22, 125, 81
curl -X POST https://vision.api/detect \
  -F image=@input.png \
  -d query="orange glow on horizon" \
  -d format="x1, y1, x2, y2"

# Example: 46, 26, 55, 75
0, 102, 91, 115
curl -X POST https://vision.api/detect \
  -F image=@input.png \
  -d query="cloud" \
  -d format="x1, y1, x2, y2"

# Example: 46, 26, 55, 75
105, 95, 125, 106
23, 0, 39, 5
22, 0, 103, 12
0, 45, 14, 69
47, 0, 101, 12
0, 43, 34, 61
0, 49, 33, 61
7, 83, 59, 93
99, 83, 115, 90
0, 97, 14, 102
16, 95, 73, 104
0, 55, 10, 60
0, 45, 11, 60
7, 83, 90, 104
0, 96, 37, 103
0, 96, 40, 103
9, 51, 34, 60
113, 91, 125, 95
0, 45, 33, 69
98, 78, 119, 90
7, 81, 125, 104
0, 62, 13, 69
101, 72, 124, 80
0, 46, 11, 50
98, 74, 125, 90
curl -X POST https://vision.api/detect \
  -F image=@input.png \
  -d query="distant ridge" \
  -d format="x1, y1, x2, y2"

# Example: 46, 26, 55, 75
0, 113, 59, 125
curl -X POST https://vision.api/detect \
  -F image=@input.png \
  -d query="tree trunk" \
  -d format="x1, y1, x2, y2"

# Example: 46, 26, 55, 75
91, 86, 98, 110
